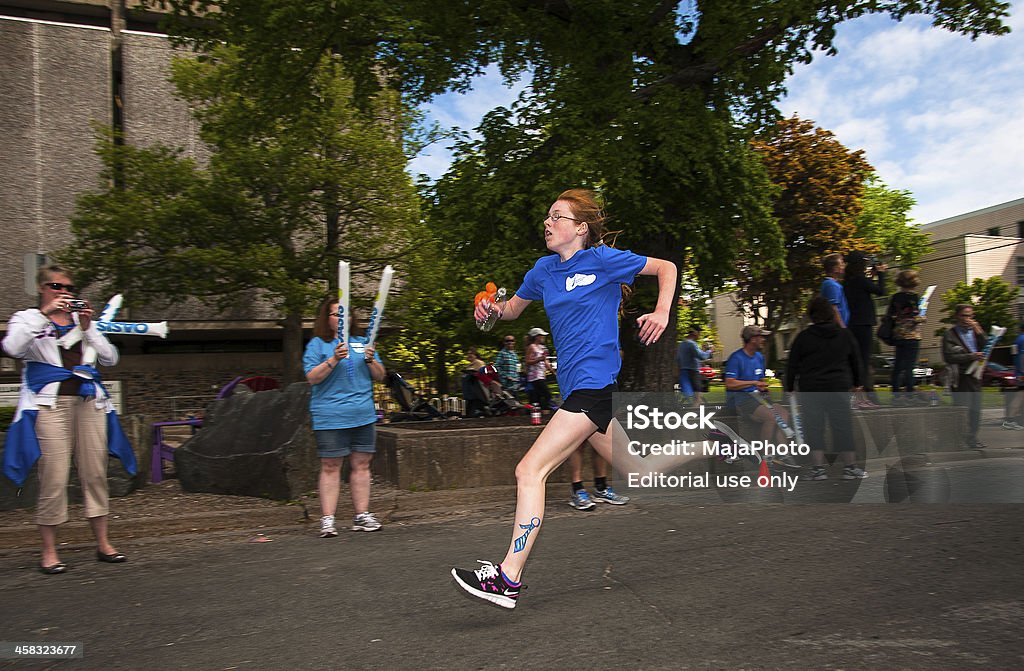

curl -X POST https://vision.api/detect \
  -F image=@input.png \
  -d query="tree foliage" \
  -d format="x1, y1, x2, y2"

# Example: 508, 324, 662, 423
63, 48, 420, 382
736, 115, 873, 339
938, 277, 1017, 345
146, 0, 1010, 390
154, 1, 1011, 117
854, 174, 931, 268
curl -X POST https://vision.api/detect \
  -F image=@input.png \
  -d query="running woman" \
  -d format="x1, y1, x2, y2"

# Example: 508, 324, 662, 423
451, 188, 677, 608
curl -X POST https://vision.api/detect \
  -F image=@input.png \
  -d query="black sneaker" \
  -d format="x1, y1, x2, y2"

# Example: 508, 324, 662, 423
451, 560, 522, 609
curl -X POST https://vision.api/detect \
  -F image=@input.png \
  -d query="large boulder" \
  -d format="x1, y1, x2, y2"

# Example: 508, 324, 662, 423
175, 382, 318, 500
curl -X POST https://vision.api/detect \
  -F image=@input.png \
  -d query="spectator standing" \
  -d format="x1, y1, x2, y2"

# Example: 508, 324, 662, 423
2, 265, 131, 574
820, 253, 849, 328
1002, 323, 1024, 430
843, 251, 886, 408
525, 327, 555, 413
303, 300, 387, 537
888, 270, 927, 405
784, 296, 868, 480
676, 327, 712, 406
941, 304, 986, 448
494, 335, 521, 396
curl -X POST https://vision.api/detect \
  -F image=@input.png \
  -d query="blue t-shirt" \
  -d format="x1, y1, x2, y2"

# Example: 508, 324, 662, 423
1014, 333, 1024, 376
302, 335, 382, 430
516, 245, 647, 399
676, 338, 711, 371
821, 277, 849, 325
724, 348, 766, 402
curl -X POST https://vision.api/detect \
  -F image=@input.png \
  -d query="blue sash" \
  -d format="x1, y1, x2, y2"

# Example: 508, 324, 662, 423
2, 362, 137, 486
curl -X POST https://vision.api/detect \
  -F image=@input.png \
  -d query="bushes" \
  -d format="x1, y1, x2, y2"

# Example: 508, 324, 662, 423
0, 406, 14, 431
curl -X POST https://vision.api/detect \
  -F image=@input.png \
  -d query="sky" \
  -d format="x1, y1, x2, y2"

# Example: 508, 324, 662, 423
409, 5, 1024, 227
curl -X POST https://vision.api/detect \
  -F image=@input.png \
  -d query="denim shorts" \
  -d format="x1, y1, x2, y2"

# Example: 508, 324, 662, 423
314, 423, 376, 458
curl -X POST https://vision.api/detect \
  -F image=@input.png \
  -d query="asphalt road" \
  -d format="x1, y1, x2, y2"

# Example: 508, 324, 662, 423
1, 479, 1022, 670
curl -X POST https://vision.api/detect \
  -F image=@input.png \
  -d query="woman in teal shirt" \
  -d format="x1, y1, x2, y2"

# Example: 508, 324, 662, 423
303, 299, 386, 537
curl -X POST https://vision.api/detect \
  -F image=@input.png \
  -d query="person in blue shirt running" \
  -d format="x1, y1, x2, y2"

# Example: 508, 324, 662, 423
303, 299, 387, 537
451, 188, 677, 609
820, 253, 849, 328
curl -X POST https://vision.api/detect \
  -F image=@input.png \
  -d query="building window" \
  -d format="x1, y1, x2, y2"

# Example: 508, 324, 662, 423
1018, 220, 1024, 239
987, 226, 1000, 236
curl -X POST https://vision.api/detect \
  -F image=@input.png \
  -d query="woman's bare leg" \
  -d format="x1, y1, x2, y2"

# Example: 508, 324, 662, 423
498, 410, 598, 582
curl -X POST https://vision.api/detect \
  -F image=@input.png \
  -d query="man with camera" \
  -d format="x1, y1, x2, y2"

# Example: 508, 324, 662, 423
844, 251, 887, 408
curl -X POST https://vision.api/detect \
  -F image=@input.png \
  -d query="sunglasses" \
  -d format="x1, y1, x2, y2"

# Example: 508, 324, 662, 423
504, 340, 515, 343
43, 282, 76, 293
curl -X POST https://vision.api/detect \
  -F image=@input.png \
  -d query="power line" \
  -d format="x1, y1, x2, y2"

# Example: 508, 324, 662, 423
915, 239, 1023, 267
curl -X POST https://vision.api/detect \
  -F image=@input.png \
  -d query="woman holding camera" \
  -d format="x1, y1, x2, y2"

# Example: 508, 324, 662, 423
2, 265, 126, 574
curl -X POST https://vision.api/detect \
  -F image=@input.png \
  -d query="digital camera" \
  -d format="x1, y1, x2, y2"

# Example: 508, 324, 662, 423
66, 299, 89, 311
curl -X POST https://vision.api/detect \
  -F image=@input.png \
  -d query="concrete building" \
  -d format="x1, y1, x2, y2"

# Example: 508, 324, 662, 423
0, 2, 292, 417
916, 197, 1024, 363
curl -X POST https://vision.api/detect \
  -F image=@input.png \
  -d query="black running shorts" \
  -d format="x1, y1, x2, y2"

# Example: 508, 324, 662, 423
559, 384, 616, 433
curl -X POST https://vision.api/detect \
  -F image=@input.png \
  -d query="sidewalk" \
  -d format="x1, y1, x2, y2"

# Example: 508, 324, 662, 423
1, 409, 1019, 551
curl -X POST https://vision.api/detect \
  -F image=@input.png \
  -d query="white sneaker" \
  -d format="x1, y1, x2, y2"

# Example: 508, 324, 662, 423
842, 465, 869, 480
353, 512, 382, 532
1001, 421, 1024, 431
319, 515, 338, 538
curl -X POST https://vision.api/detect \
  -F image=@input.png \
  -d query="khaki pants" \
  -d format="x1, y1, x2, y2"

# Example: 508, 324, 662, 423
34, 397, 109, 525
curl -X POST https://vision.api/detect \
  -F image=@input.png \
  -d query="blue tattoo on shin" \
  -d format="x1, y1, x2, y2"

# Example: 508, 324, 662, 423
513, 517, 542, 553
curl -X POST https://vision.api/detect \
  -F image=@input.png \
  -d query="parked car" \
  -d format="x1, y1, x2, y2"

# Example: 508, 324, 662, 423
982, 362, 1018, 388
871, 355, 934, 387
698, 364, 716, 393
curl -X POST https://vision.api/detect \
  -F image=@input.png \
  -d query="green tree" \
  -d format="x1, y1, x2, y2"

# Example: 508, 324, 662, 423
63, 48, 420, 383
854, 174, 931, 268
937, 277, 1017, 345
153, 0, 1010, 390
738, 116, 874, 344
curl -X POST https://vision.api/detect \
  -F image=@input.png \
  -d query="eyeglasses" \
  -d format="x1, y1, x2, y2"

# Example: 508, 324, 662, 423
504, 339, 515, 344
545, 213, 582, 224
329, 312, 341, 317
43, 282, 76, 293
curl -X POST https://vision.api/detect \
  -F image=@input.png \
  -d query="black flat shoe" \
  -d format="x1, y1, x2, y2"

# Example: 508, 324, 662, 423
96, 550, 127, 563
39, 563, 67, 575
